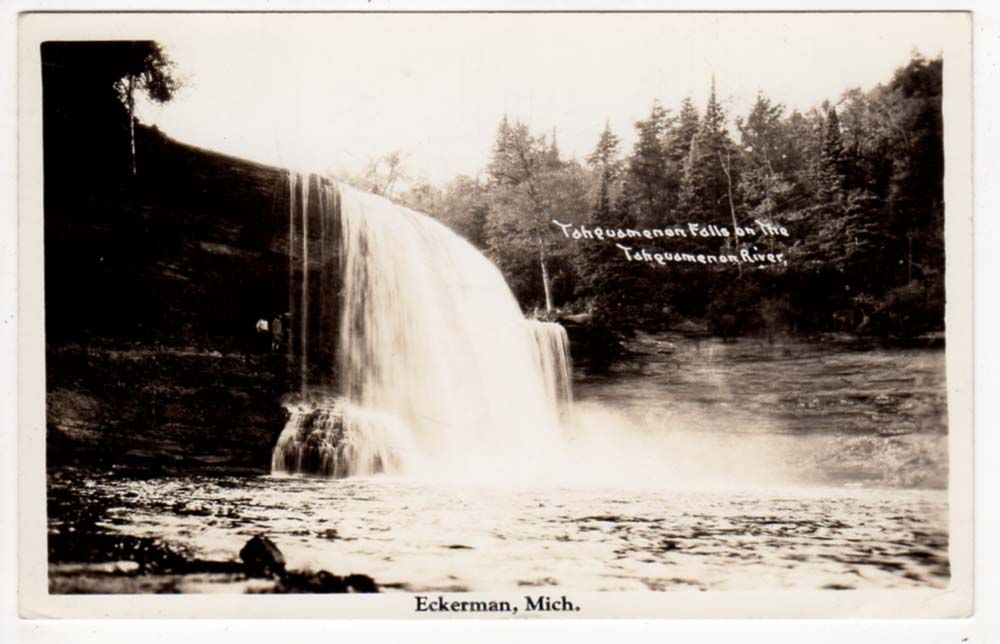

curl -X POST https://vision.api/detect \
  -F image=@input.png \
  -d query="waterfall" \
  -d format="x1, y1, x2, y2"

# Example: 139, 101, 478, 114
300, 175, 310, 392
287, 172, 297, 385
272, 175, 573, 480
526, 320, 574, 416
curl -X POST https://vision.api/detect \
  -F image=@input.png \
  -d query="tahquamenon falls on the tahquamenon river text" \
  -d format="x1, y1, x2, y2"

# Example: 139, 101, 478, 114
268, 170, 944, 491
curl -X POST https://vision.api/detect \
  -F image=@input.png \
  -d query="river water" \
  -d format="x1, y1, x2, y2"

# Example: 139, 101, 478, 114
49, 334, 950, 592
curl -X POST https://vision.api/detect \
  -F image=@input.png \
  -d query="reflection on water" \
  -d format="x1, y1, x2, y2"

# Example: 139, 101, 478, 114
580, 333, 947, 436
48, 334, 950, 592
573, 333, 948, 489
52, 474, 948, 592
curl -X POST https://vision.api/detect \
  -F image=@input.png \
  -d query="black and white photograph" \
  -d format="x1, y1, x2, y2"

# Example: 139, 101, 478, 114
16, 10, 973, 619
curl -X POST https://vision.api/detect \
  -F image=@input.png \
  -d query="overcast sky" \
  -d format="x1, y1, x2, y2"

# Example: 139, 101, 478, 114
131, 13, 961, 186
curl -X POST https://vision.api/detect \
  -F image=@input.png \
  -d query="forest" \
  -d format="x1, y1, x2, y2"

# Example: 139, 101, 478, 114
45, 41, 945, 345
377, 54, 945, 342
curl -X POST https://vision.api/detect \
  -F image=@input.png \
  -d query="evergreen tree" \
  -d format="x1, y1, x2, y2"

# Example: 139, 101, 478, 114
655, 97, 700, 223
576, 167, 651, 326
677, 77, 742, 278
883, 55, 944, 287
783, 107, 825, 197
835, 89, 873, 193
678, 78, 734, 226
840, 190, 886, 287
624, 101, 671, 228
815, 106, 848, 206
586, 120, 624, 211
664, 97, 700, 170
414, 53, 944, 341
587, 120, 623, 179
792, 107, 849, 275
578, 124, 622, 300
486, 116, 587, 312
545, 127, 562, 169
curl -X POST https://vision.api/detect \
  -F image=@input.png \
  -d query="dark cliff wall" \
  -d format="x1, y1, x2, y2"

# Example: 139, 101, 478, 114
42, 42, 322, 474
45, 125, 301, 473
45, 126, 294, 350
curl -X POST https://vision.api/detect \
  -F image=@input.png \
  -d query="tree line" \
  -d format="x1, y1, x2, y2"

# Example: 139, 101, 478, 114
393, 54, 944, 340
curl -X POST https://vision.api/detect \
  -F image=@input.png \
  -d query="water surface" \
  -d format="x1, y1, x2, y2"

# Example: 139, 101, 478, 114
49, 334, 950, 592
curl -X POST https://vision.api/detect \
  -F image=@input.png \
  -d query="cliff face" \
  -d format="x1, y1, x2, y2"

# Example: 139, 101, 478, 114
41, 42, 345, 474
45, 124, 305, 473
41, 39, 318, 473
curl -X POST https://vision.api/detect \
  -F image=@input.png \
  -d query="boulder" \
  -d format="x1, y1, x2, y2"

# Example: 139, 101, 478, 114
239, 535, 286, 578
274, 570, 379, 594
277, 569, 348, 593
344, 573, 379, 593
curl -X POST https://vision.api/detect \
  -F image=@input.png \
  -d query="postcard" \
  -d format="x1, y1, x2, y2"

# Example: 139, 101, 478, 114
17, 10, 973, 619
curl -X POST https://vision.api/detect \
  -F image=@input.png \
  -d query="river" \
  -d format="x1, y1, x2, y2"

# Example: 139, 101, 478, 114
48, 333, 949, 593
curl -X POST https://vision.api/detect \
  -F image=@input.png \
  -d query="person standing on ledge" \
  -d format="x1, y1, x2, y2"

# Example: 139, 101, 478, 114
271, 314, 284, 351
255, 317, 270, 353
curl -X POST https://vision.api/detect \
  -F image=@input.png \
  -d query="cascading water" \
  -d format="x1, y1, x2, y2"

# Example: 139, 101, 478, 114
271, 174, 574, 480
272, 399, 416, 478
526, 320, 574, 418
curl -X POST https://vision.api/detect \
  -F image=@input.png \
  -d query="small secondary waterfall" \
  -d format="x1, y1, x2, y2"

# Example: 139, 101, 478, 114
272, 174, 574, 479
526, 321, 574, 416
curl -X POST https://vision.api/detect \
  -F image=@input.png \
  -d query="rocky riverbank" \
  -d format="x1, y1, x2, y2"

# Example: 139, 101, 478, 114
48, 472, 379, 594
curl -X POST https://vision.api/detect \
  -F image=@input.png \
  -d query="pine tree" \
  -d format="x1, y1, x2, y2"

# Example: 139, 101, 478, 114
587, 120, 622, 178
576, 167, 650, 326
652, 97, 699, 223
624, 101, 671, 228
790, 105, 892, 332
678, 78, 737, 235
884, 55, 944, 288
485, 116, 587, 312
664, 97, 700, 170
815, 106, 848, 206
840, 190, 886, 286
546, 127, 562, 169
678, 76, 743, 276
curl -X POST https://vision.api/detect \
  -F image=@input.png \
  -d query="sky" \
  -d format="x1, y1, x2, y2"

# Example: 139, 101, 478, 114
131, 13, 962, 186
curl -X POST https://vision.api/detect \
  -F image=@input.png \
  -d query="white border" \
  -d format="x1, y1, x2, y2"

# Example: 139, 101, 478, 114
3, 2, 995, 642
